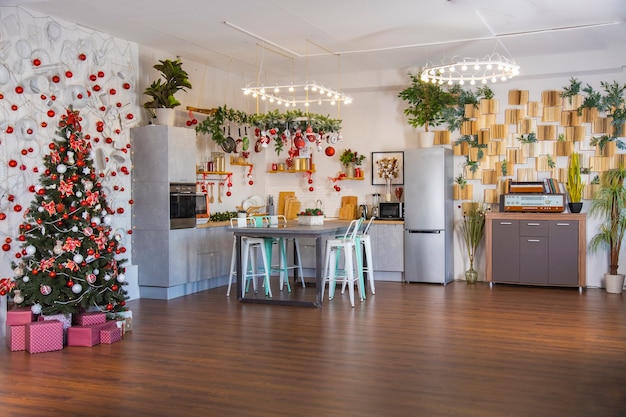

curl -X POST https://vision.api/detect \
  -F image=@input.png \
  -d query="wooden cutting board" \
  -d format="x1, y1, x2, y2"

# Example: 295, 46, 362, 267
339, 203, 355, 220
340, 196, 358, 219
278, 191, 296, 216
285, 199, 301, 220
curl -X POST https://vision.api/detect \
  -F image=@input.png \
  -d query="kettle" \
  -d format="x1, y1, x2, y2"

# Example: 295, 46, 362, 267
359, 204, 368, 219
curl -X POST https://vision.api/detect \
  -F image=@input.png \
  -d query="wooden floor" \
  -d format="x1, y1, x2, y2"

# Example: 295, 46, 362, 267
2, 281, 626, 417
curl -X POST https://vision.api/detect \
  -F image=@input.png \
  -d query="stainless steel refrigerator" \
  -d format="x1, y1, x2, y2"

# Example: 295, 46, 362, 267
403, 147, 454, 284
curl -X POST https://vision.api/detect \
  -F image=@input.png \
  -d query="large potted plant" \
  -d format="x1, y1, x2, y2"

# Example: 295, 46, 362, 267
588, 167, 626, 293
459, 201, 489, 283
566, 152, 584, 213
398, 72, 455, 148
143, 58, 192, 125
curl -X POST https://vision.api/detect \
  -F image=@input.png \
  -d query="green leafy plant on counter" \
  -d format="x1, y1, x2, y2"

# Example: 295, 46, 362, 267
339, 149, 365, 167
209, 211, 239, 222
299, 208, 324, 216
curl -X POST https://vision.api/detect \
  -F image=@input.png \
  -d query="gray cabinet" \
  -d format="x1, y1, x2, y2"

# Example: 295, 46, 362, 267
369, 223, 404, 272
486, 213, 586, 289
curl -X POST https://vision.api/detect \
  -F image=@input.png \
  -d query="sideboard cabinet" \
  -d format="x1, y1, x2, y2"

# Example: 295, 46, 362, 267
485, 212, 586, 290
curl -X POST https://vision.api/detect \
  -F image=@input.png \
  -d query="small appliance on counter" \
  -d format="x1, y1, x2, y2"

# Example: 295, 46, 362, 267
378, 202, 404, 220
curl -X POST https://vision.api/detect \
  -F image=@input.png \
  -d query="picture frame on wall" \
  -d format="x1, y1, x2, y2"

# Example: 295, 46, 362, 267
371, 151, 404, 185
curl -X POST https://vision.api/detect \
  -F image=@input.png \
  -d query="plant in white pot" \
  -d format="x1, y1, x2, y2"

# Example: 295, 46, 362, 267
143, 58, 192, 125
566, 152, 585, 213
588, 168, 626, 293
398, 72, 455, 148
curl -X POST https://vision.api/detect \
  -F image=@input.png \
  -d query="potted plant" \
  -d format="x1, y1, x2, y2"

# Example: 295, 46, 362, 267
588, 168, 626, 293
398, 72, 456, 148
143, 58, 192, 125
339, 148, 365, 177
566, 152, 584, 213
297, 208, 324, 225
459, 201, 489, 283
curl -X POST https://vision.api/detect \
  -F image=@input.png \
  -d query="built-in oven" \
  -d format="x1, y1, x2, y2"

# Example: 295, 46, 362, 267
169, 183, 197, 229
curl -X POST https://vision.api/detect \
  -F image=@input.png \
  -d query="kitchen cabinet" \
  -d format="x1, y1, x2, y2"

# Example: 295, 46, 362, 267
485, 212, 586, 290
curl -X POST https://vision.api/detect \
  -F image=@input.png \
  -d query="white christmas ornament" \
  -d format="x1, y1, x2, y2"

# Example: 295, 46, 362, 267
71, 283, 83, 294
22, 276, 29, 282
104, 274, 111, 281
116, 273, 126, 283
13, 266, 24, 276
13, 291, 24, 304
84, 181, 93, 191
92, 216, 101, 225
103, 215, 112, 225
71, 226, 79, 232
38, 206, 44, 212
56, 164, 67, 173
31, 303, 42, 314
76, 191, 82, 197
25, 245, 36, 256
73, 253, 84, 264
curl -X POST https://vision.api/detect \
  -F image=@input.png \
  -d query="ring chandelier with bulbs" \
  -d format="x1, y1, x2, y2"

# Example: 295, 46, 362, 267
420, 53, 520, 86
242, 82, 353, 107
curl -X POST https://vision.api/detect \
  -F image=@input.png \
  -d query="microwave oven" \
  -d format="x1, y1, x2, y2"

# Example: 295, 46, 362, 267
378, 202, 404, 220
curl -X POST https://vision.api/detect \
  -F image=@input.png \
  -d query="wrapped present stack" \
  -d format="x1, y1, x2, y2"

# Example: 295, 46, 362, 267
5, 307, 131, 353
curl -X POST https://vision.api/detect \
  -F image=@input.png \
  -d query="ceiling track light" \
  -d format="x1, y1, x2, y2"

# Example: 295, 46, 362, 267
420, 53, 520, 86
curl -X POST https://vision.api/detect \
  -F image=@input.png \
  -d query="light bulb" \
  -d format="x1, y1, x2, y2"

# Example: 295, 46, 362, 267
474, 64, 480, 70
470, 79, 476, 85
277, 100, 282, 105
481, 79, 487, 84
449, 66, 455, 72
491, 77, 497, 83
461, 64, 468, 71
289, 86, 294, 92
330, 100, 336, 105
305, 102, 310, 107
486, 64, 493, 70
269, 98, 274, 103
319, 89, 324, 95
311, 86, 317, 92
459, 80, 465, 85
252, 93, 257, 98
243, 89, 250, 95
259, 88, 265, 94
274, 87, 279, 93
261, 95, 266, 101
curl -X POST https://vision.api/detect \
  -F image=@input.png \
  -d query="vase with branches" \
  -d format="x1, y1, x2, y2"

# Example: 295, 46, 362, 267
459, 201, 490, 283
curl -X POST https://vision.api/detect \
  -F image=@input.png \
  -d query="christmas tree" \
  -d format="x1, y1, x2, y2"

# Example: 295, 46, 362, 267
10, 107, 128, 316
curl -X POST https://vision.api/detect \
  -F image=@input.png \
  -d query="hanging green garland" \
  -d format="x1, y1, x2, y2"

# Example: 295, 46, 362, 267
195, 106, 342, 148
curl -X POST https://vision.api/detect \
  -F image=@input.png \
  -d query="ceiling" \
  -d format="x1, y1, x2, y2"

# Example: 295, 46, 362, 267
5, 0, 626, 89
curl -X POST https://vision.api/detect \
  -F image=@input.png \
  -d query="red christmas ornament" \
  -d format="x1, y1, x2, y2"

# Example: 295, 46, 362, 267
47, 110, 55, 117
248, 180, 254, 185
0, 213, 6, 220
93, 85, 101, 92
128, 199, 134, 205
2, 244, 10, 251
89, 74, 97, 82
11, 104, 18, 111
123, 83, 131, 90
226, 191, 232, 197
5, 237, 11, 243
308, 179, 313, 184
49, 271, 56, 278
106, 303, 113, 311
28, 185, 35, 192
8, 160, 17, 168
109, 88, 116, 95
78, 53, 87, 61
15, 86, 24, 94
65, 70, 73, 78
97, 71, 105, 78
116, 207, 124, 214
41, 122, 47, 128
18, 234, 25, 241
309, 187, 314, 192
67, 281, 74, 287
52, 75, 61, 83
5, 126, 13, 133
32, 58, 41, 66
14, 251, 21, 258
325, 146, 335, 156
7, 195, 14, 202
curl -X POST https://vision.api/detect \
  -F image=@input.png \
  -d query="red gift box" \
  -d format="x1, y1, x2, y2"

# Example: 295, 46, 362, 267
73, 312, 107, 326
6, 324, 26, 352
100, 327, 122, 344
7, 307, 35, 326
25, 320, 63, 354
67, 321, 116, 347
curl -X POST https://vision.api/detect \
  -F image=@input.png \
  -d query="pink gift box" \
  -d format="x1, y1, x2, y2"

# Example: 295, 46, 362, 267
67, 321, 116, 347
6, 324, 26, 352
39, 313, 72, 330
73, 312, 107, 326
25, 320, 63, 354
100, 327, 122, 344
7, 307, 35, 326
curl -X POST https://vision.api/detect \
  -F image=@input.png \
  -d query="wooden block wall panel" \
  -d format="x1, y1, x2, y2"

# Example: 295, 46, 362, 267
535, 155, 552, 171
507, 148, 523, 164
615, 154, 626, 167
536, 125, 557, 140
434, 130, 451, 145
560, 110, 582, 127
469, 147, 485, 162
505, 108, 524, 124
477, 129, 490, 144
593, 117, 609, 133
464, 166, 482, 180
477, 114, 496, 130
490, 124, 508, 139
554, 168, 568, 183
516, 168, 537, 182
564, 126, 586, 142
527, 102, 541, 118
590, 156, 608, 171
583, 184, 599, 200
562, 95, 583, 111
542, 106, 561, 122
581, 107, 599, 123
495, 162, 514, 177
482, 155, 498, 169
595, 142, 617, 157
486, 141, 503, 156
480, 99, 499, 115
482, 169, 497, 184
484, 188, 499, 204
607, 120, 626, 138
508, 90, 529, 105
460, 120, 478, 135
521, 143, 538, 158
537, 142, 555, 156
464, 104, 479, 119
541, 90, 561, 106
518, 118, 537, 134
453, 142, 470, 156
453, 184, 473, 200
555, 141, 573, 156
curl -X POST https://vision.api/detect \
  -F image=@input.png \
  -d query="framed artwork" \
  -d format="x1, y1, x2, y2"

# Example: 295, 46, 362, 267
371, 151, 404, 185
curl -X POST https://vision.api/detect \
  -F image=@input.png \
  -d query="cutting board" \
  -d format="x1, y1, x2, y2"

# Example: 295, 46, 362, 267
285, 199, 301, 220
278, 191, 296, 216
340, 196, 358, 219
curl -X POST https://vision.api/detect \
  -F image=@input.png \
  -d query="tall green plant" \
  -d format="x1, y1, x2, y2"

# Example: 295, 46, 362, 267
566, 152, 584, 203
589, 168, 626, 275
143, 58, 192, 109
398, 73, 456, 132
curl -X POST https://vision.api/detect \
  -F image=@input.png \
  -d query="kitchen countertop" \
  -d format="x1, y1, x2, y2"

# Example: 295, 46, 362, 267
196, 218, 404, 228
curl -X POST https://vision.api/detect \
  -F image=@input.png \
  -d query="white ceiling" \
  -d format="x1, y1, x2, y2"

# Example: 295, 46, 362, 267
5, 0, 626, 88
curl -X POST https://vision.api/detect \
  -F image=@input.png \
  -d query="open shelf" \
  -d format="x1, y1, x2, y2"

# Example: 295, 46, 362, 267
267, 169, 316, 174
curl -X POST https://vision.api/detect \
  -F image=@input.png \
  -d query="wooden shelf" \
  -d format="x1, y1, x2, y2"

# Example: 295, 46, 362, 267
267, 169, 316, 174
231, 162, 253, 167
339, 176, 364, 181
